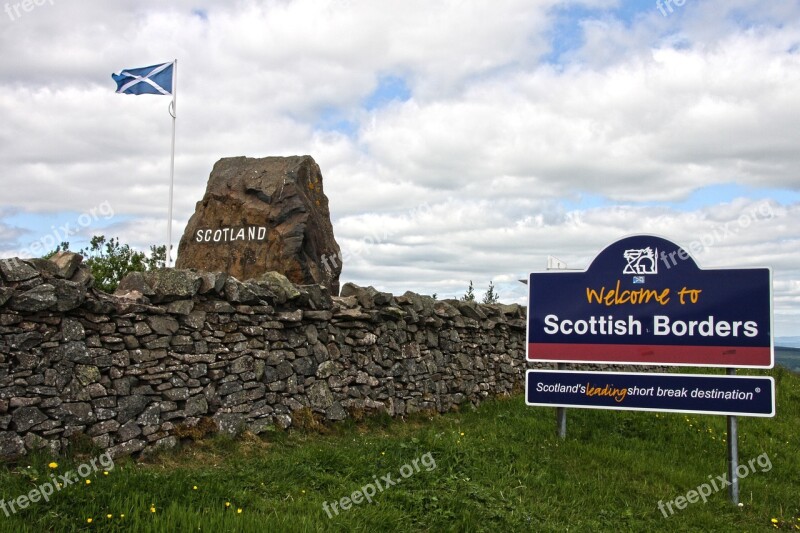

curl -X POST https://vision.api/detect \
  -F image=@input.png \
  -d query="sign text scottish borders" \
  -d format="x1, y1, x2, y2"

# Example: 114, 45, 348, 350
527, 235, 773, 367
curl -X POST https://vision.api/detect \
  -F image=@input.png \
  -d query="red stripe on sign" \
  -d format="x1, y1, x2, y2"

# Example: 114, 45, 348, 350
527, 343, 771, 367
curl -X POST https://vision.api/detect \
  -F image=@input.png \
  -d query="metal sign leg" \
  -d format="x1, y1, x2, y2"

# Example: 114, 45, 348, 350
727, 368, 740, 504
556, 363, 567, 439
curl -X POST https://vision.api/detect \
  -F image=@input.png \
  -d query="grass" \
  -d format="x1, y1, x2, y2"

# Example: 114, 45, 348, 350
1, 366, 798, 532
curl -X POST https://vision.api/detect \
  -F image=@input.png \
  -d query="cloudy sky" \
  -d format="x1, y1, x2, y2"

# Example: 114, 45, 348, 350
1, 0, 798, 337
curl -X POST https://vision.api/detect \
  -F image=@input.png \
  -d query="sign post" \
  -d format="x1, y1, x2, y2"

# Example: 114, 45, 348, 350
526, 235, 774, 504
556, 363, 567, 439
726, 368, 740, 504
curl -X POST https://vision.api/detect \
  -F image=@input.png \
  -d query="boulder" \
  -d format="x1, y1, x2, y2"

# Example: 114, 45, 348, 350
114, 268, 203, 303
0, 287, 11, 307
48, 251, 83, 279
70, 265, 95, 288
254, 271, 301, 304
340, 283, 393, 309
175, 155, 341, 293
51, 279, 87, 311
10, 284, 57, 312
116, 271, 155, 297
0, 258, 38, 282
25, 258, 61, 278
0, 432, 26, 461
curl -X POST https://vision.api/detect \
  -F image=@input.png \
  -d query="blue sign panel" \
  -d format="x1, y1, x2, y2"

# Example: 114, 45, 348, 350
526, 370, 775, 417
528, 235, 773, 368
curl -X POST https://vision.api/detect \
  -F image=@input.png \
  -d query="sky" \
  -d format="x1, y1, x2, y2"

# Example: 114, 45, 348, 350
0, 0, 798, 337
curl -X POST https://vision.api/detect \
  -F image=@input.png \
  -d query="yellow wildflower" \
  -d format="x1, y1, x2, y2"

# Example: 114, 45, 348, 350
48, 462, 58, 469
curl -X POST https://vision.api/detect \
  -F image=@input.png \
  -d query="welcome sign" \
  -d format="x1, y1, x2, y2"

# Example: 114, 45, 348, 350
527, 235, 773, 368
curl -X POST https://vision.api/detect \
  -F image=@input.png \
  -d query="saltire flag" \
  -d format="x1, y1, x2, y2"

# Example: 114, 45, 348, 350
112, 61, 174, 95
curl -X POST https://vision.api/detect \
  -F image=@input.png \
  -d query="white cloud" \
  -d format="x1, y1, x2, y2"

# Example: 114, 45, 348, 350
0, 0, 799, 336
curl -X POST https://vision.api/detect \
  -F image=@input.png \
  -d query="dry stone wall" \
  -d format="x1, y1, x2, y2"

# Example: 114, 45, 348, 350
0, 254, 530, 461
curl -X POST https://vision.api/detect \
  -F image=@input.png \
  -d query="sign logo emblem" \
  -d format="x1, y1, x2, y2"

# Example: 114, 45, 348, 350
623, 247, 658, 275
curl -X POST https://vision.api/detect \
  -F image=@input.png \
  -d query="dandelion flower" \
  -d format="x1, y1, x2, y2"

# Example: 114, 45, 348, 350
773, 519, 779, 524
225, 502, 231, 508
150, 506, 156, 513
107, 514, 112, 519
48, 462, 58, 469
87, 518, 93, 524
103, 471, 109, 476
460, 432, 465, 437
193, 485, 198, 490
85, 479, 91, 485
120, 514, 125, 519
237, 508, 243, 514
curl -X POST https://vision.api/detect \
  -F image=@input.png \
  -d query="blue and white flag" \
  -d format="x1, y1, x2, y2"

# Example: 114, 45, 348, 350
112, 61, 174, 95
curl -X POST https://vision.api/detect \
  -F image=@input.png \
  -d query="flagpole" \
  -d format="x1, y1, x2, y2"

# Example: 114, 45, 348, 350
167, 59, 177, 266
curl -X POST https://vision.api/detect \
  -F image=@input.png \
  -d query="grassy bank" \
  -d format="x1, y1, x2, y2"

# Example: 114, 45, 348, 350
1, 366, 798, 532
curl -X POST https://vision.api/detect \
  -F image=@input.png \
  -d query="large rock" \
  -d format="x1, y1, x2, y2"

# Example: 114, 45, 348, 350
0, 432, 26, 461
0, 258, 39, 282
10, 284, 57, 312
48, 251, 83, 279
176, 155, 341, 293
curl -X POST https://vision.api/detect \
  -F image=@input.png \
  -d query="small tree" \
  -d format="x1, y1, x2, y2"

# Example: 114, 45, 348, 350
461, 280, 475, 301
43, 242, 71, 259
47, 236, 166, 293
482, 281, 500, 304
79, 236, 166, 293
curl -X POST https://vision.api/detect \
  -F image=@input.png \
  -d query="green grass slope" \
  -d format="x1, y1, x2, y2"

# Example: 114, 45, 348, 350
1, 367, 798, 532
